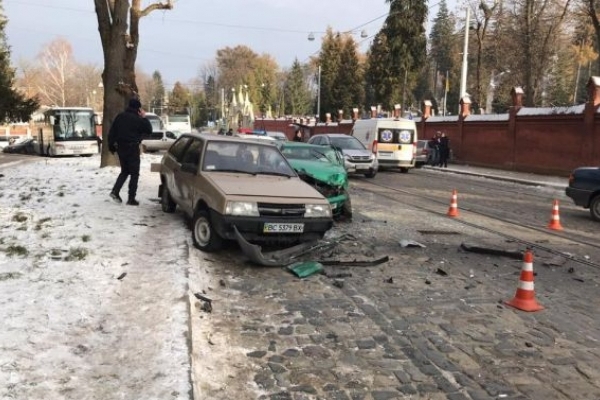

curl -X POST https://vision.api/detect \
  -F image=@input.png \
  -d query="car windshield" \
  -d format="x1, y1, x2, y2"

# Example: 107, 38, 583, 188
330, 136, 366, 150
281, 145, 342, 166
203, 141, 296, 177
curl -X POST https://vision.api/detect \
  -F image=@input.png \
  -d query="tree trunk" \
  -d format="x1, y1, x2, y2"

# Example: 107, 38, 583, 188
94, 0, 173, 168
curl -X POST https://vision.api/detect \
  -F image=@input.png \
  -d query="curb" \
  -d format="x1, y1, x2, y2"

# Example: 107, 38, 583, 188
423, 165, 566, 189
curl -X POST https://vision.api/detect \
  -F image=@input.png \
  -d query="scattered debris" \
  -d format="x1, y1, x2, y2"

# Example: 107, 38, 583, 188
460, 242, 523, 260
233, 225, 340, 267
573, 277, 585, 283
219, 279, 226, 287
194, 292, 213, 313
385, 277, 394, 284
464, 283, 476, 290
418, 230, 459, 235
525, 342, 533, 348
543, 255, 567, 267
194, 293, 212, 303
332, 279, 344, 288
201, 301, 213, 313
325, 270, 353, 279
399, 239, 426, 248
425, 279, 432, 285
117, 272, 127, 280
287, 261, 324, 278
319, 256, 389, 267
568, 267, 575, 274
435, 268, 448, 276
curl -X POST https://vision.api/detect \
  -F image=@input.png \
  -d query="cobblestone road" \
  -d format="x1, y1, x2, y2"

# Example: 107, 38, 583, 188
190, 184, 600, 400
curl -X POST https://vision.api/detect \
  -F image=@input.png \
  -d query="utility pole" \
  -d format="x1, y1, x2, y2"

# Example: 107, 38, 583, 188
317, 65, 321, 122
459, 6, 470, 109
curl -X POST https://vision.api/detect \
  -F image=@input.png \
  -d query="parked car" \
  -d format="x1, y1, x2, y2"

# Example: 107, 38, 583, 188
307, 133, 378, 178
158, 133, 333, 251
141, 130, 179, 152
278, 141, 351, 219
415, 140, 430, 168
2, 138, 36, 155
565, 166, 600, 221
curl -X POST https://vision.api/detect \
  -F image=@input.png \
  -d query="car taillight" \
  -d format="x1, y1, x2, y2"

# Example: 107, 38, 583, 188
413, 142, 417, 155
372, 140, 378, 154
568, 174, 574, 185
423, 149, 429, 155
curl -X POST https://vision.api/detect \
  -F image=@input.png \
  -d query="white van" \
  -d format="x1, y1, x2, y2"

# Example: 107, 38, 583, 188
350, 118, 418, 173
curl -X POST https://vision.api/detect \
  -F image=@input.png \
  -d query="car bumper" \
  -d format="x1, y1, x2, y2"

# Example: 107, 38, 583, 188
566, 186, 592, 208
344, 159, 378, 172
210, 210, 333, 243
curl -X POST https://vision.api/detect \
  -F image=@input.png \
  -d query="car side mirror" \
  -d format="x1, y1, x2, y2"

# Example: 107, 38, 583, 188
181, 163, 198, 174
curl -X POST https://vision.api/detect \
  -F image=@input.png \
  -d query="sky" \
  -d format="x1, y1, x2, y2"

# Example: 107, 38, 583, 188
4, 0, 457, 89
0, 153, 226, 399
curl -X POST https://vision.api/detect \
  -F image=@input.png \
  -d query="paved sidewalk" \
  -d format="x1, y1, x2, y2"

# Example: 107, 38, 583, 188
422, 164, 568, 189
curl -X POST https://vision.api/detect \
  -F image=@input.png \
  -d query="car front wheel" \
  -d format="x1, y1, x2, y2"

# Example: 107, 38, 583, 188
590, 195, 600, 221
161, 186, 176, 213
192, 210, 223, 252
364, 169, 377, 178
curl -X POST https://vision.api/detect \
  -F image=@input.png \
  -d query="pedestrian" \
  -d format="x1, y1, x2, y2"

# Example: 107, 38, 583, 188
226, 128, 233, 136
438, 132, 450, 168
217, 128, 225, 135
428, 133, 440, 166
108, 98, 153, 206
293, 129, 303, 142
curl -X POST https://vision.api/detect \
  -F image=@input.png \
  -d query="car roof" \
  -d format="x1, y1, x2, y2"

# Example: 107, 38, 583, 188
281, 142, 330, 149
316, 133, 351, 138
182, 132, 274, 145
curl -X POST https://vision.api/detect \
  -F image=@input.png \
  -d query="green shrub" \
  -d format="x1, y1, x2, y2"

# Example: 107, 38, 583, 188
65, 247, 88, 261
5, 245, 29, 257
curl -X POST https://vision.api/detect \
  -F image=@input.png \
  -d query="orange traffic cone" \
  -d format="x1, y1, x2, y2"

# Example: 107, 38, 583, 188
447, 189, 459, 217
505, 250, 544, 312
547, 199, 564, 231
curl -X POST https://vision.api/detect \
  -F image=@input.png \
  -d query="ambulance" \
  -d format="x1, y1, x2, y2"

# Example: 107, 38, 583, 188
350, 118, 418, 173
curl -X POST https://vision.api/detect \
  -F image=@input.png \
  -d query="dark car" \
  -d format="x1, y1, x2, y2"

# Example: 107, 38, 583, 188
308, 133, 378, 178
2, 138, 36, 155
565, 167, 600, 221
415, 140, 432, 168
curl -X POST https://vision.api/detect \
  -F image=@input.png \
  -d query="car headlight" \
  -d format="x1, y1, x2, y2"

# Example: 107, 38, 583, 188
305, 203, 332, 218
369, 153, 375, 160
225, 201, 259, 216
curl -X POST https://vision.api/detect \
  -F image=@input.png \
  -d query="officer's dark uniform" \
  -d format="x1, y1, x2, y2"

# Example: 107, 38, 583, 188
108, 99, 152, 205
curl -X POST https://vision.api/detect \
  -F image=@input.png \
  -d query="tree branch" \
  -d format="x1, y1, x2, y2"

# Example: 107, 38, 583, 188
139, 0, 174, 18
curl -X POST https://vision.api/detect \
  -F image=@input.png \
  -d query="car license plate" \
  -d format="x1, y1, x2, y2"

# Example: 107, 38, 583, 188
263, 223, 304, 233
355, 164, 369, 170
378, 151, 392, 157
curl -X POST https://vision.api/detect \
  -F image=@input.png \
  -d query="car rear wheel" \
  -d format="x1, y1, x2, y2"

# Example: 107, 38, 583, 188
192, 210, 223, 252
161, 186, 176, 213
400, 167, 409, 173
590, 195, 600, 221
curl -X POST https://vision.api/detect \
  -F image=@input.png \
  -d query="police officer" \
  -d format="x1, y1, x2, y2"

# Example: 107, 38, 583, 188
108, 98, 153, 205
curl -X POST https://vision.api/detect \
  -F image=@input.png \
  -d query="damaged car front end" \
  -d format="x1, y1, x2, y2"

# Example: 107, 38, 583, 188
278, 142, 351, 219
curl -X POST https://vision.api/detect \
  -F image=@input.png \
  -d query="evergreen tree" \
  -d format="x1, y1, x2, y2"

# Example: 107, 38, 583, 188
0, 3, 38, 121
284, 59, 311, 116
317, 28, 343, 120
365, 32, 395, 110
429, 0, 457, 114
150, 71, 165, 114
334, 35, 364, 119
366, 0, 427, 112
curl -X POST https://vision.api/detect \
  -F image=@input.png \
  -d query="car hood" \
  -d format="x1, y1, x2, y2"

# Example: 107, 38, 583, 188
206, 173, 326, 200
288, 160, 348, 188
342, 149, 371, 157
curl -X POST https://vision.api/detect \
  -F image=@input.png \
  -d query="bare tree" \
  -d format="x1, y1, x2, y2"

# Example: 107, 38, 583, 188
36, 37, 75, 107
94, 0, 173, 167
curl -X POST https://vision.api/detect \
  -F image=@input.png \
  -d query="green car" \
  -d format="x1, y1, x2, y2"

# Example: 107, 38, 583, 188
278, 142, 351, 219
